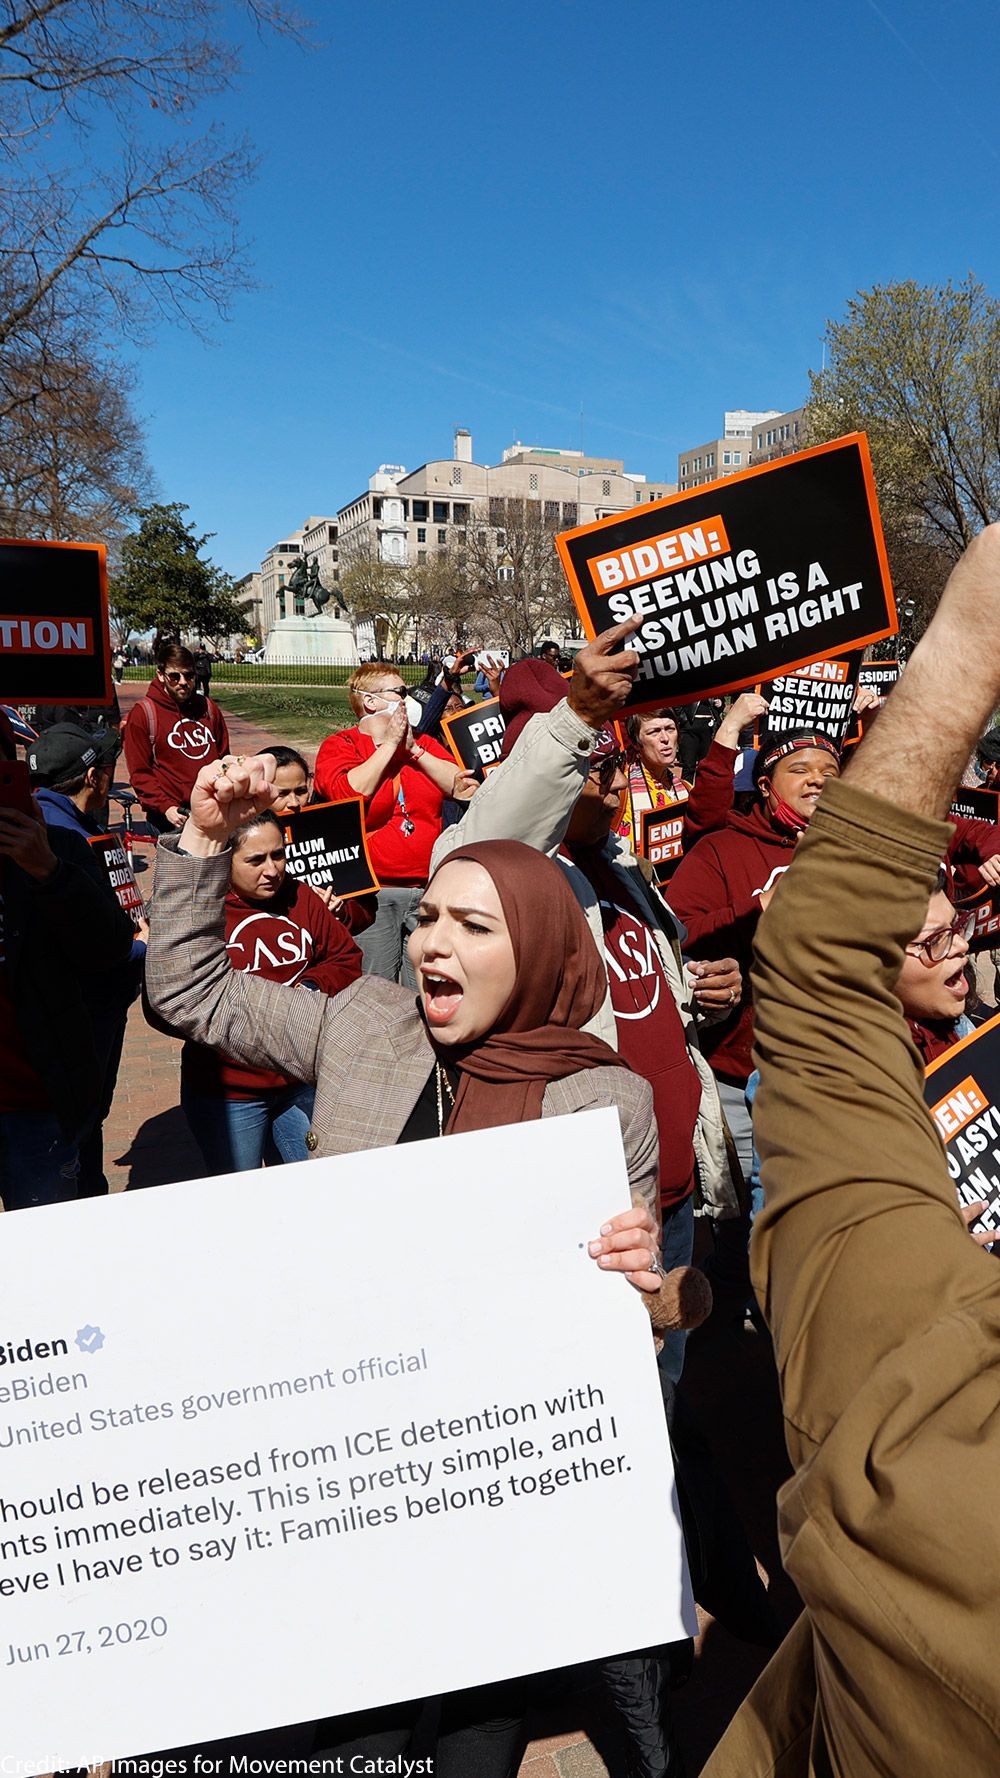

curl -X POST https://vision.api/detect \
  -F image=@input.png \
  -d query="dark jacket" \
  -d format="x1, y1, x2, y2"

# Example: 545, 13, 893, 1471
3, 829, 135, 1136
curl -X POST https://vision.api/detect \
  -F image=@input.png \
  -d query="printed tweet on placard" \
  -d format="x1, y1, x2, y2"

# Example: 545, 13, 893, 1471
0, 1109, 692, 1768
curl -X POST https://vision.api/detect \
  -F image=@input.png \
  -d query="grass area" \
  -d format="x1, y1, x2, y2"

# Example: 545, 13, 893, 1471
122, 663, 428, 687
211, 683, 355, 744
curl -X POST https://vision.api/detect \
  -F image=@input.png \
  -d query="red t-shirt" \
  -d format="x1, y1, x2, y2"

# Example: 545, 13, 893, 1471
313, 728, 454, 884
568, 848, 700, 1210
0, 876, 49, 1111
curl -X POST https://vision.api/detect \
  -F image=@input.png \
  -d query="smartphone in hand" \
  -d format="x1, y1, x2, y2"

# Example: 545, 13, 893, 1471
0, 759, 35, 819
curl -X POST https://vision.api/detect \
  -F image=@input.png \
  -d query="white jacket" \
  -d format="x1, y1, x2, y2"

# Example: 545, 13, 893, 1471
430, 697, 739, 1219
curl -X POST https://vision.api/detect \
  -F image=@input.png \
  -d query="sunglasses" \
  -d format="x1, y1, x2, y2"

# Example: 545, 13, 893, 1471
164, 671, 195, 683
590, 749, 627, 787
375, 684, 407, 699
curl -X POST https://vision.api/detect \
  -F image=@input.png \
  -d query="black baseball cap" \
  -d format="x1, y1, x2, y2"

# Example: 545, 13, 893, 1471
27, 723, 121, 785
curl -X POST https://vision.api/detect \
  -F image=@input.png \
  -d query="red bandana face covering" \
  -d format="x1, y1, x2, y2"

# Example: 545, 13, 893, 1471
767, 794, 810, 835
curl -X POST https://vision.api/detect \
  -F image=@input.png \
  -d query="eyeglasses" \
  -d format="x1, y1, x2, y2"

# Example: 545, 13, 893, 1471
164, 671, 195, 683
906, 911, 975, 966
590, 749, 627, 788
377, 684, 407, 699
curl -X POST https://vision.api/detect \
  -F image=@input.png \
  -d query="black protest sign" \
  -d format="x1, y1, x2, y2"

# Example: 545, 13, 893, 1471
639, 808, 685, 885
925, 1014, 1000, 1237
0, 538, 111, 704
756, 652, 864, 749
858, 659, 900, 707
280, 799, 380, 898
956, 884, 1000, 953
555, 434, 896, 716
442, 697, 507, 777
950, 787, 1000, 826
87, 833, 145, 928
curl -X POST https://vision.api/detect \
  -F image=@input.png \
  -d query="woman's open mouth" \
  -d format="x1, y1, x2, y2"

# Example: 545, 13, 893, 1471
946, 962, 969, 999
422, 971, 464, 1025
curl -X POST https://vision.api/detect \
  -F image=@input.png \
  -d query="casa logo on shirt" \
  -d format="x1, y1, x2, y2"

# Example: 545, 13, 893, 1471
600, 898, 667, 1019
166, 717, 215, 759
228, 913, 314, 982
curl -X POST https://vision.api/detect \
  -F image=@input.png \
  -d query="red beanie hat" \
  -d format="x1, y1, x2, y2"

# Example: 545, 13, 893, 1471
499, 658, 567, 759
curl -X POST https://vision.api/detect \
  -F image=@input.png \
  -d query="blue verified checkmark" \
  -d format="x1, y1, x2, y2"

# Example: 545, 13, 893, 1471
75, 1325, 105, 1353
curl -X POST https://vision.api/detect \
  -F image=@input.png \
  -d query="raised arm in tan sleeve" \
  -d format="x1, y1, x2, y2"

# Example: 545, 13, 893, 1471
144, 839, 326, 1087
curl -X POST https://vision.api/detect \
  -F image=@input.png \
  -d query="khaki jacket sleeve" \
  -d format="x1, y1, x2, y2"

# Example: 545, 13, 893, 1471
144, 839, 325, 1087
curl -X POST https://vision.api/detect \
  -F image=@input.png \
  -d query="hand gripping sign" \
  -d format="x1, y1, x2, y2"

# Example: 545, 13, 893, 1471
87, 834, 145, 928
0, 538, 111, 704
442, 696, 508, 779
0, 1109, 692, 1764
555, 434, 897, 717
279, 797, 380, 897
926, 1015, 1000, 1238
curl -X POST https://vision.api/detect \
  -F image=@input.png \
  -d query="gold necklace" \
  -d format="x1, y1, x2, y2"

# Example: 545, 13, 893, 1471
435, 1061, 456, 1136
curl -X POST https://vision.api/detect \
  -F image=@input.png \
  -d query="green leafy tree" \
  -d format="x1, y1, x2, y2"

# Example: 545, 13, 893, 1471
112, 501, 243, 646
807, 276, 1000, 642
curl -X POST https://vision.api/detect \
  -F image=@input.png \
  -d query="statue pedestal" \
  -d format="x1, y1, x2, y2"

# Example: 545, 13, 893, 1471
264, 615, 358, 665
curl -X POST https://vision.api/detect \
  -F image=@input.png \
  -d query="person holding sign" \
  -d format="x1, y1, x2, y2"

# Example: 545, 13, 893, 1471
615, 707, 689, 850
167, 809, 363, 1176
144, 755, 711, 1767
430, 619, 740, 1384
313, 664, 477, 986
703, 523, 1000, 1778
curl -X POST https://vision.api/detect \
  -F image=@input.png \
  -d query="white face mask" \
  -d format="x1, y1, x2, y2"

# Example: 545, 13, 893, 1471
405, 695, 422, 727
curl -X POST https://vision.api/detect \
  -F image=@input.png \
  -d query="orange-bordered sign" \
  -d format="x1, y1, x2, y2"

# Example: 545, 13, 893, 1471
442, 696, 507, 778
280, 797, 381, 898
87, 831, 145, 928
638, 807, 685, 885
925, 1010, 1000, 1238
0, 537, 111, 705
555, 433, 897, 718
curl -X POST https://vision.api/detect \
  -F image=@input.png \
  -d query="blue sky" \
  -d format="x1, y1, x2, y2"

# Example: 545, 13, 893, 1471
132, 0, 1000, 575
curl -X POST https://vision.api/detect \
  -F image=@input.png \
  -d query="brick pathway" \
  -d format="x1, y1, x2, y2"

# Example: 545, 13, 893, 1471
100, 684, 793, 1774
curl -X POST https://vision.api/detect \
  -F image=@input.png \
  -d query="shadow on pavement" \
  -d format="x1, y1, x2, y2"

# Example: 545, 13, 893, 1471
113, 1104, 204, 1191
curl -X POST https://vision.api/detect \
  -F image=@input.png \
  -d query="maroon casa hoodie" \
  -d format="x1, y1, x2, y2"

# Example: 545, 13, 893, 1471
121, 677, 230, 816
180, 878, 362, 1097
667, 802, 798, 1081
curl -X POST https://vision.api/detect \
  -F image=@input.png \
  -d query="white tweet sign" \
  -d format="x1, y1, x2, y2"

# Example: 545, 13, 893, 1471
0, 1108, 692, 1766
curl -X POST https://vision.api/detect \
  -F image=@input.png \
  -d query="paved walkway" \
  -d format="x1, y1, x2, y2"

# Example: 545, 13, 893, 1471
100, 685, 795, 1774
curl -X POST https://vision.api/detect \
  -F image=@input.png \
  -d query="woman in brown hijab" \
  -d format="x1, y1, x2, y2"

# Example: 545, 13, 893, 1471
144, 755, 712, 1773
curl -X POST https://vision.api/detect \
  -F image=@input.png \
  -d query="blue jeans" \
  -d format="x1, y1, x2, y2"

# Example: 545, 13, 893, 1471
656, 1194, 695, 1385
0, 1111, 79, 1210
181, 1083, 316, 1174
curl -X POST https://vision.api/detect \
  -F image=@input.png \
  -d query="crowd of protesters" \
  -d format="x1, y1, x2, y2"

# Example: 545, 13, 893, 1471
5, 571, 1000, 1776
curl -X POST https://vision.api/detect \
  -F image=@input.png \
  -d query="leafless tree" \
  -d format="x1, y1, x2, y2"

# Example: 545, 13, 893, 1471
0, 0, 311, 412
0, 337, 152, 541
459, 497, 576, 655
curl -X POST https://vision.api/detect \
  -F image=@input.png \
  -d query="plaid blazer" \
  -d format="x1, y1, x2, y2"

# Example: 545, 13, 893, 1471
144, 841, 658, 1216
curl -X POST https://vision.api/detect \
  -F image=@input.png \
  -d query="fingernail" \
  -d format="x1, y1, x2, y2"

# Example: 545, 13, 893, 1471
588, 1240, 602, 1255
600, 1223, 612, 1236
599, 1253, 613, 1266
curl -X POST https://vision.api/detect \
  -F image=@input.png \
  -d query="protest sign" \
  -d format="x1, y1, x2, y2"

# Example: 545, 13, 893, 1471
639, 808, 685, 884
950, 787, 1000, 826
555, 434, 896, 716
925, 1015, 1000, 1238
0, 1108, 691, 1766
857, 659, 900, 708
0, 538, 111, 705
280, 798, 379, 897
955, 883, 1000, 952
87, 833, 145, 928
443, 695, 507, 776
756, 651, 864, 749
